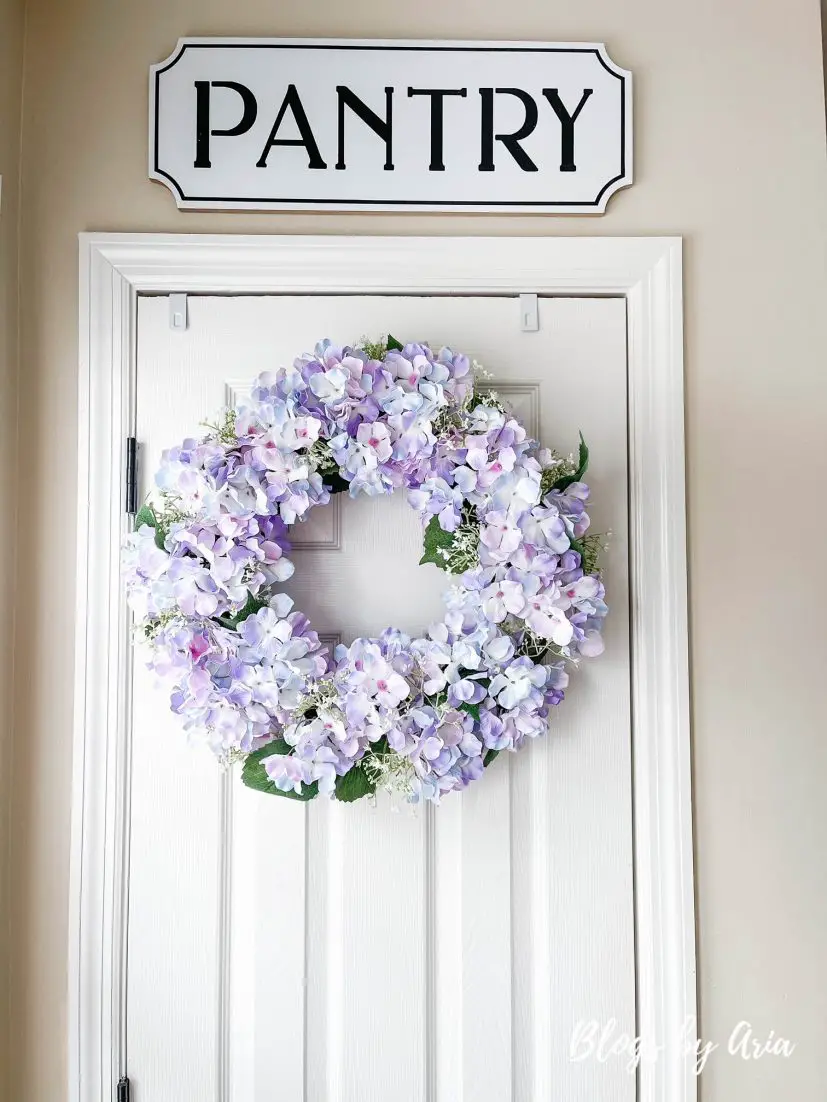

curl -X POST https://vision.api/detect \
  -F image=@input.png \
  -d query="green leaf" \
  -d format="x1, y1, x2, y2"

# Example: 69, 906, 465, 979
572, 432, 589, 481
423, 689, 448, 711
419, 513, 456, 568
218, 591, 270, 631
255, 735, 291, 757
241, 740, 319, 801
135, 503, 156, 529
135, 502, 168, 550
334, 765, 376, 803
483, 749, 500, 767
386, 334, 404, 351
550, 432, 589, 492
323, 471, 351, 495
458, 701, 481, 723
370, 735, 389, 757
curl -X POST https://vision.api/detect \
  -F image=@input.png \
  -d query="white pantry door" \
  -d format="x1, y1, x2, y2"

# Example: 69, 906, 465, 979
128, 295, 633, 1102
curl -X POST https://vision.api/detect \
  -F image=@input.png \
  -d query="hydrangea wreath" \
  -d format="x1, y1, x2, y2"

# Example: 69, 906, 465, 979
123, 337, 608, 805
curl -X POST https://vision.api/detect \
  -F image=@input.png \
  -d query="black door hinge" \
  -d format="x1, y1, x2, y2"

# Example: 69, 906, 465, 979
125, 437, 138, 515
116, 1076, 131, 1102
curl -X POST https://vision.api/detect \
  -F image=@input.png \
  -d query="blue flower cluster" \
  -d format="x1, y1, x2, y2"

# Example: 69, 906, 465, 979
123, 339, 607, 804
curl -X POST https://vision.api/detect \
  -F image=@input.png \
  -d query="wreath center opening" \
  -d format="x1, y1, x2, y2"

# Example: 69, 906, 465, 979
284, 487, 448, 643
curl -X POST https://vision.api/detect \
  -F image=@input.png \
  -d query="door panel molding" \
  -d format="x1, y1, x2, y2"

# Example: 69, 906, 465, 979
72, 234, 692, 1102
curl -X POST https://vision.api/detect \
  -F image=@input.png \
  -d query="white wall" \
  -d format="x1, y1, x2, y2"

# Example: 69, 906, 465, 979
9, 1, 827, 1100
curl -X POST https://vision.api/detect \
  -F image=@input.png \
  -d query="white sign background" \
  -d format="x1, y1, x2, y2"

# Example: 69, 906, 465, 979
150, 39, 633, 213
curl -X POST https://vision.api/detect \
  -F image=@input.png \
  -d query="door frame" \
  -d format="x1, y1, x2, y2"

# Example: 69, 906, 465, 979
71, 233, 694, 1102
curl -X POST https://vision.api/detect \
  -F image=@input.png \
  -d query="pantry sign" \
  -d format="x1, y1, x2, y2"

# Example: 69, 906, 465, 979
150, 38, 633, 213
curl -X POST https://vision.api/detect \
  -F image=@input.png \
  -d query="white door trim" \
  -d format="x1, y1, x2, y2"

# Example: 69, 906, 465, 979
71, 233, 694, 1102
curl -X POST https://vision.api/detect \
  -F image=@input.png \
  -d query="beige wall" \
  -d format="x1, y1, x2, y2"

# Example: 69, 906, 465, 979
9, 0, 827, 1099
0, 0, 23, 1099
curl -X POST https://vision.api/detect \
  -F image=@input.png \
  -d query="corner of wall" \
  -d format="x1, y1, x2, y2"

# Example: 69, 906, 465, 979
0, 0, 26, 1098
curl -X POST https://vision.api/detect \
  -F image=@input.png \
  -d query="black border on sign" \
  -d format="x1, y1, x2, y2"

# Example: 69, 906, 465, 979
152, 42, 629, 208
